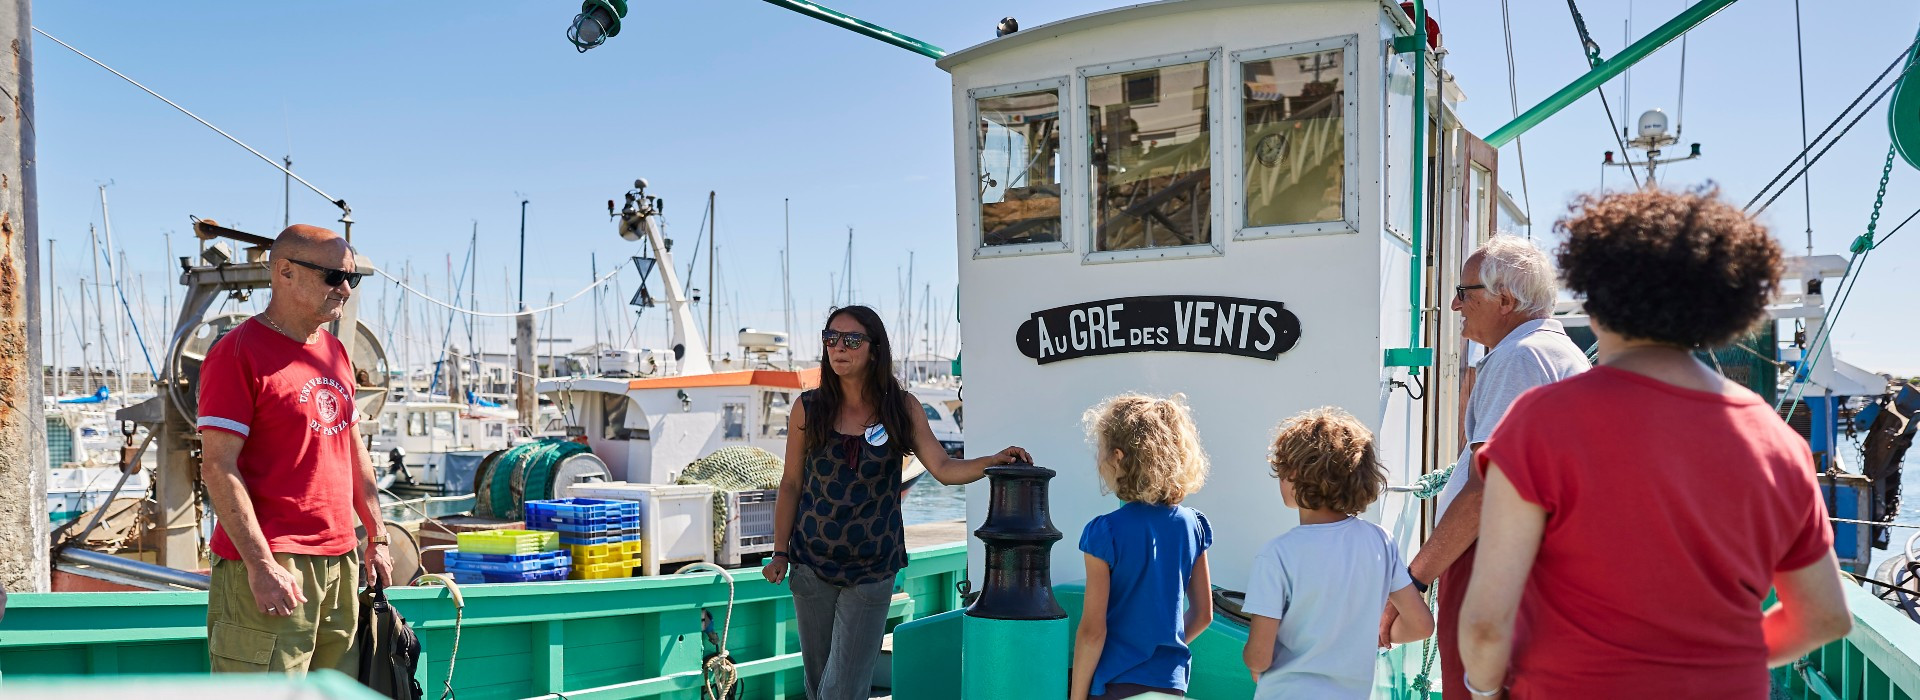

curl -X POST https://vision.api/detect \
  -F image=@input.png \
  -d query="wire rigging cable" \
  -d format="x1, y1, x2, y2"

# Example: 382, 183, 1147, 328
1744, 36, 1920, 213
1499, 0, 1534, 233
33, 27, 347, 213
1791, 0, 1814, 254
1564, 0, 1641, 189
372, 264, 626, 318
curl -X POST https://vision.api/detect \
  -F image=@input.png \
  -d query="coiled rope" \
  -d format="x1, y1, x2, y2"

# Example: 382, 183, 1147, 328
679, 563, 740, 700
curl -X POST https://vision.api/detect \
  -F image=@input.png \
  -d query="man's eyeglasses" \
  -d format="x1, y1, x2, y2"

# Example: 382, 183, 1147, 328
1454, 284, 1487, 301
822, 330, 868, 349
289, 259, 364, 289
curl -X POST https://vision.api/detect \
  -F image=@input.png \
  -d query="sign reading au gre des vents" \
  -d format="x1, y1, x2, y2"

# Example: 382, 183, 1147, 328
1015, 296, 1302, 365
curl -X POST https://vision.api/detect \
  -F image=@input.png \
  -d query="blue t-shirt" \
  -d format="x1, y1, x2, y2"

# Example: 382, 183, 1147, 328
1078, 502, 1213, 696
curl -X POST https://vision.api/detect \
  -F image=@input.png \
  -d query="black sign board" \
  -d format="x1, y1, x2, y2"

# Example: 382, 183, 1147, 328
1015, 296, 1301, 365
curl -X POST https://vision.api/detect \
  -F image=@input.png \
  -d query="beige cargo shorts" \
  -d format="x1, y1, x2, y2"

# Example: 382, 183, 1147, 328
207, 550, 361, 674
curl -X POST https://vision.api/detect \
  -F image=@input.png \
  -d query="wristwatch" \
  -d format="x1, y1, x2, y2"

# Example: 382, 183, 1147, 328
368, 534, 391, 546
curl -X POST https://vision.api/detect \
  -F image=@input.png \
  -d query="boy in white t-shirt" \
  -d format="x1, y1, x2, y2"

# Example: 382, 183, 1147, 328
1242, 407, 1435, 699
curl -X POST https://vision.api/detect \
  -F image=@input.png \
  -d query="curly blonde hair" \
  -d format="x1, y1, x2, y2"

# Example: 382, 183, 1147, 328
1268, 407, 1384, 515
1083, 393, 1210, 505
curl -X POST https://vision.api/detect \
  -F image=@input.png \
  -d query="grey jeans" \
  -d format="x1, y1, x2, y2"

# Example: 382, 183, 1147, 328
788, 563, 896, 700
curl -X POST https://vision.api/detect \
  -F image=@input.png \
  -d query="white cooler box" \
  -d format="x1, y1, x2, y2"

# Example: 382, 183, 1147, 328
567, 482, 715, 576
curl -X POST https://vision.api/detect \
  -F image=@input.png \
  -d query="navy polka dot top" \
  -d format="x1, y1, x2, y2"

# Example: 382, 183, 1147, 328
790, 390, 908, 587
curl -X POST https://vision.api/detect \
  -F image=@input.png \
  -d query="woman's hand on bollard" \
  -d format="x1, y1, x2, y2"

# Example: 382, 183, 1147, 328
762, 554, 789, 584
991, 446, 1033, 466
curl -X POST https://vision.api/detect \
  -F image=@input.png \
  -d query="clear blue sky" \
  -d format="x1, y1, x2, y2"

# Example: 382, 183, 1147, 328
29, 0, 1920, 378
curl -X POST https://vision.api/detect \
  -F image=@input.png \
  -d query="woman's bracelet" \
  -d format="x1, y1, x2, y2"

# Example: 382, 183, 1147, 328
771, 551, 789, 560
1408, 566, 1428, 594
1463, 672, 1502, 697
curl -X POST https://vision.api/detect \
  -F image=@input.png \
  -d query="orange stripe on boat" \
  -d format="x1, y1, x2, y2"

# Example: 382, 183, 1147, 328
626, 367, 821, 391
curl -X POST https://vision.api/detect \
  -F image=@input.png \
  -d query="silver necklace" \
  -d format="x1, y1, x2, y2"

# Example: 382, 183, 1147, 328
258, 314, 309, 342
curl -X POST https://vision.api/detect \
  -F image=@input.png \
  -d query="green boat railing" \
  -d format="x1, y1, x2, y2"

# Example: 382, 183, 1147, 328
0, 542, 967, 700
1776, 584, 1920, 700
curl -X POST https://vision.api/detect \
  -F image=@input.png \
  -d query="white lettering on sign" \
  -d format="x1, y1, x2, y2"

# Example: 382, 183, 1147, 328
1015, 296, 1301, 365
1256, 307, 1279, 351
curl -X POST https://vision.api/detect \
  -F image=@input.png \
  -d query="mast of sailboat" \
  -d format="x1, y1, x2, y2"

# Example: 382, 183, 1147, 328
843, 227, 854, 305
98, 185, 130, 405
707, 191, 717, 364
48, 239, 57, 397
89, 225, 107, 395
591, 253, 601, 359
76, 277, 89, 396
783, 198, 795, 370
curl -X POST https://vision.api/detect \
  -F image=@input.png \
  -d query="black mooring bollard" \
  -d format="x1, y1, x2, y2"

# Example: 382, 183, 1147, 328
966, 463, 1066, 620
962, 463, 1069, 699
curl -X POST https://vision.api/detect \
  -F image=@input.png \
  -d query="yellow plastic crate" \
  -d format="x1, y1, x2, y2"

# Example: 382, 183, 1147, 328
568, 541, 643, 566
569, 560, 640, 580
457, 529, 559, 555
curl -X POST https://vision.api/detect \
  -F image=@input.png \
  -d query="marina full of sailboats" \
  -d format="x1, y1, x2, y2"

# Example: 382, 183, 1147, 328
37, 173, 965, 584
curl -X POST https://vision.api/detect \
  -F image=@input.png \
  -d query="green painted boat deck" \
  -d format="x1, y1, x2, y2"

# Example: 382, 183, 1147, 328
0, 543, 966, 699
7, 544, 1920, 699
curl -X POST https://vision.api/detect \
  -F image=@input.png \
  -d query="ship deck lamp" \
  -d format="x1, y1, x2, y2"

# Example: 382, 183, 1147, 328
568, 0, 628, 52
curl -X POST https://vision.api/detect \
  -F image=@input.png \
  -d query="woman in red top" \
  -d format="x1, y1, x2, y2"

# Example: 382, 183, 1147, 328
1458, 187, 1852, 699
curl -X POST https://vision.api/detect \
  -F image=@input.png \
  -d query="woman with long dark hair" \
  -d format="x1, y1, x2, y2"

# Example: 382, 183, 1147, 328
764, 304, 1031, 700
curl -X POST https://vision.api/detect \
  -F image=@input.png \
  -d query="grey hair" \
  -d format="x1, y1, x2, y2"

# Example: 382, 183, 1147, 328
1476, 234, 1557, 318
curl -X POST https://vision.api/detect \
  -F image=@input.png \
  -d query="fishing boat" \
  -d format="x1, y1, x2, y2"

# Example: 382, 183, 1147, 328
5, 1, 1920, 699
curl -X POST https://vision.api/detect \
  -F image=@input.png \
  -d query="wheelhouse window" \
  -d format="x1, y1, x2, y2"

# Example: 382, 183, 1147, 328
762, 391, 793, 438
1087, 56, 1213, 253
602, 393, 631, 440
1235, 38, 1355, 235
974, 80, 1067, 252
723, 402, 747, 441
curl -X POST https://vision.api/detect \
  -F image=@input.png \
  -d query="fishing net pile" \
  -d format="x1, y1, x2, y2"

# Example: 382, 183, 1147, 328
675, 446, 784, 558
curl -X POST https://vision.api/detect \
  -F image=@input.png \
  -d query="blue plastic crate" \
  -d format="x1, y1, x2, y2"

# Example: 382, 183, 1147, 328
448, 567, 570, 584
531, 518, 641, 535
558, 531, 641, 546
445, 550, 571, 573
524, 498, 642, 527
443, 549, 568, 564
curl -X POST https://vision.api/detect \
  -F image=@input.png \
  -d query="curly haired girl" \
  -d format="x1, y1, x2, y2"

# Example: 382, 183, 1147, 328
1070, 393, 1214, 700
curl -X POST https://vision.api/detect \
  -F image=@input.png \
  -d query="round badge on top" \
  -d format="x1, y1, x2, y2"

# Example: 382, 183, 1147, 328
863, 423, 889, 447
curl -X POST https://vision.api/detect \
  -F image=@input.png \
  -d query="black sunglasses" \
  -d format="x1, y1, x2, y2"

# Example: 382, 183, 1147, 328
822, 330, 868, 349
1454, 283, 1487, 301
289, 259, 364, 289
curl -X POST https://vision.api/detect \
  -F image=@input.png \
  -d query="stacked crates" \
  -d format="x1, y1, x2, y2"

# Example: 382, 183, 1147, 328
446, 530, 570, 583
523, 497, 644, 579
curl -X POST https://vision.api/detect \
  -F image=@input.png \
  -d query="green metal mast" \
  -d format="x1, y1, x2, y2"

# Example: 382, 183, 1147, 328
759, 0, 946, 60
1486, 0, 1737, 148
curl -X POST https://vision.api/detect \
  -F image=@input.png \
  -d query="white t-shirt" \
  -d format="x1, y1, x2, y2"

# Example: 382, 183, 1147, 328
1244, 517, 1412, 700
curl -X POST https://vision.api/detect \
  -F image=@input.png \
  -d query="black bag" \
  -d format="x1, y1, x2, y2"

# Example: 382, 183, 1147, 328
355, 586, 425, 700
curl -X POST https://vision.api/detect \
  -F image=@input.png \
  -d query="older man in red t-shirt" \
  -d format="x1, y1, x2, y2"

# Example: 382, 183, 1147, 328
198, 224, 392, 673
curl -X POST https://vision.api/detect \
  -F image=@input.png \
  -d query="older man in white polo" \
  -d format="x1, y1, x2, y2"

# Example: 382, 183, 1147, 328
1381, 234, 1589, 698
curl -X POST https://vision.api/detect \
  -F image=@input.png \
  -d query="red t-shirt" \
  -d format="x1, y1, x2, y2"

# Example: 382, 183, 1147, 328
1476, 366, 1831, 699
198, 318, 362, 560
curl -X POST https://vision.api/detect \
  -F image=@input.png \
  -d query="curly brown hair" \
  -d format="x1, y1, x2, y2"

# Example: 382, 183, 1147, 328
1267, 407, 1384, 516
1556, 186, 1783, 348
1083, 393, 1210, 505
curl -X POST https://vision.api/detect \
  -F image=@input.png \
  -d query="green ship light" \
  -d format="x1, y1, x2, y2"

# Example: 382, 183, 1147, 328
567, 0, 628, 52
